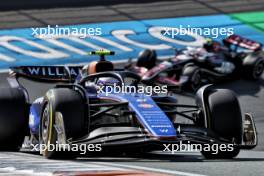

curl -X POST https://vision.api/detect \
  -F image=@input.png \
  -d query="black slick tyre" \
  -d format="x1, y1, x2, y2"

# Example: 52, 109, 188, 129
0, 87, 28, 151
40, 88, 86, 159
201, 89, 242, 159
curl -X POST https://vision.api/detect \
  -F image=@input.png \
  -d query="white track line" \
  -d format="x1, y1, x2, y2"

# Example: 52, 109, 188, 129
0, 153, 127, 175
92, 162, 207, 176
0, 167, 51, 176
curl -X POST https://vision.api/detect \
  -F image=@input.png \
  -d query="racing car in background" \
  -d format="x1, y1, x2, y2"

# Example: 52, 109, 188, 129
126, 35, 264, 91
0, 50, 258, 159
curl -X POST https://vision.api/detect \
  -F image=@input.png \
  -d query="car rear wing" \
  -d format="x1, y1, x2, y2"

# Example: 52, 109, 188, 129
223, 35, 262, 51
9, 66, 83, 82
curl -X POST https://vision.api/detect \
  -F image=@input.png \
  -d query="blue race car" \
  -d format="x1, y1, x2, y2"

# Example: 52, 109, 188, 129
0, 50, 258, 159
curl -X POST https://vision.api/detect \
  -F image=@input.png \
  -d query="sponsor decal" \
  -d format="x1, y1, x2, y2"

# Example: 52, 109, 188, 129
24, 66, 81, 77
28, 112, 35, 127
136, 98, 147, 102
138, 103, 154, 108
13, 66, 82, 79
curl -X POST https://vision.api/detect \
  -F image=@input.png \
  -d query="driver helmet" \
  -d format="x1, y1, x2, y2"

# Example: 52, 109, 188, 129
203, 38, 222, 52
81, 60, 114, 76
203, 38, 215, 52
137, 49, 157, 69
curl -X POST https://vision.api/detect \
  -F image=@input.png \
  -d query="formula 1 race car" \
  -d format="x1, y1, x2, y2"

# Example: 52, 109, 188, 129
126, 35, 264, 91
0, 50, 258, 159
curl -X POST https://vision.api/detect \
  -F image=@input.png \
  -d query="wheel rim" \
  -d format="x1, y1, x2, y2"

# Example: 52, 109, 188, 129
41, 104, 50, 144
253, 60, 264, 78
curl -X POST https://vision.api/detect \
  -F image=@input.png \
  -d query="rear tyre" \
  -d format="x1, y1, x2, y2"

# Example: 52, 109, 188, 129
137, 49, 157, 69
0, 87, 28, 151
40, 88, 86, 159
251, 59, 264, 79
201, 89, 242, 159
182, 65, 202, 92
243, 56, 264, 80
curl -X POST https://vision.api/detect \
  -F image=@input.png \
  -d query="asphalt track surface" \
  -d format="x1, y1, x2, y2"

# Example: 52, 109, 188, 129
0, 0, 264, 175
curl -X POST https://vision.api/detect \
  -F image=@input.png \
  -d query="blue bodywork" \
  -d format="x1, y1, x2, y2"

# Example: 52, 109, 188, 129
29, 97, 43, 135
101, 93, 177, 137
28, 77, 177, 138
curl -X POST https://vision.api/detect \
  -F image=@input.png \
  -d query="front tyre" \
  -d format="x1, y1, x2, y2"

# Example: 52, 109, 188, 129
40, 88, 86, 159
201, 89, 242, 159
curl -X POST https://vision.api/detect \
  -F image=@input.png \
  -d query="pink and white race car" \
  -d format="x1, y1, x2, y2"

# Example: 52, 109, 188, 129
126, 35, 264, 92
